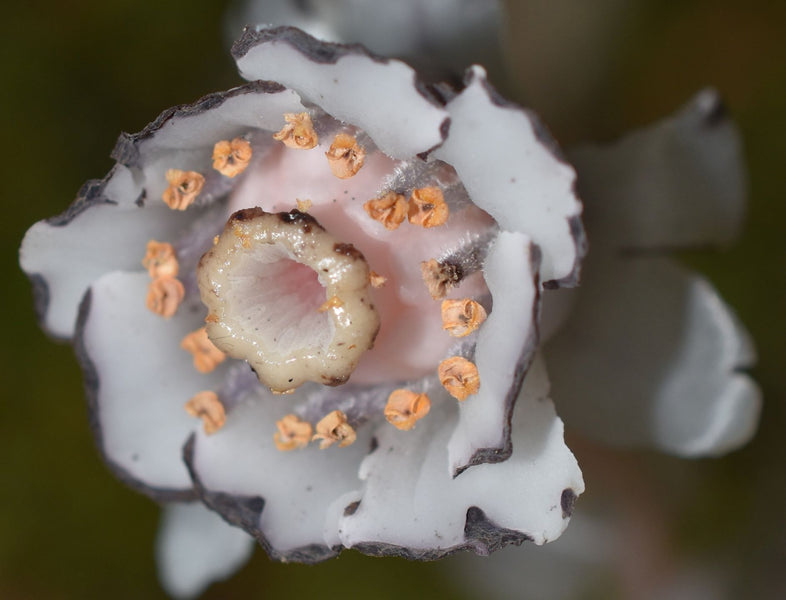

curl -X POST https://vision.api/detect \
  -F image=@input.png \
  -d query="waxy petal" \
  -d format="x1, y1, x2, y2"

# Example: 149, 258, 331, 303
433, 66, 585, 286
77, 271, 225, 498
156, 502, 255, 599
232, 26, 450, 158
184, 392, 371, 562
546, 256, 760, 456
448, 231, 540, 475
569, 89, 746, 251
20, 201, 183, 339
336, 356, 583, 555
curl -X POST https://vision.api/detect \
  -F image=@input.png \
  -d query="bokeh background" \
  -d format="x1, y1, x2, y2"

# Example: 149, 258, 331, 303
1, 1, 784, 598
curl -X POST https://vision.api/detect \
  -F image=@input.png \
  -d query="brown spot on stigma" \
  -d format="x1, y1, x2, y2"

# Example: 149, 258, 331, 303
197, 208, 380, 393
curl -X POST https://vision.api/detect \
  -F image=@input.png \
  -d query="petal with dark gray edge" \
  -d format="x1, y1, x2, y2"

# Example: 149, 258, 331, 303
433, 66, 585, 287
184, 389, 373, 562
569, 88, 745, 251
546, 90, 760, 456
330, 356, 583, 556
447, 231, 540, 476
77, 271, 225, 498
546, 256, 760, 456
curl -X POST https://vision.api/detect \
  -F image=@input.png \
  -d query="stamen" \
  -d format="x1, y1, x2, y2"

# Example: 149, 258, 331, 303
142, 241, 179, 279
274, 414, 313, 451
146, 276, 185, 318
438, 357, 480, 401
441, 299, 487, 337
296, 198, 313, 212
212, 137, 253, 178
180, 327, 226, 373
369, 271, 387, 288
313, 410, 356, 449
272, 112, 319, 150
384, 389, 431, 431
421, 258, 463, 299
363, 192, 407, 230
408, 186, 449, 228
198, 208, 380, 393
317, 295, 344, 313
185, 391, 226, 434
162, 169, 204, 210
326, 133, 365, 179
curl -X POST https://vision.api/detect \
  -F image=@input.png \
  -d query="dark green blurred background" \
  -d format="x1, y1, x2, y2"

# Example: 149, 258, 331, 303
2, 1, 784, 598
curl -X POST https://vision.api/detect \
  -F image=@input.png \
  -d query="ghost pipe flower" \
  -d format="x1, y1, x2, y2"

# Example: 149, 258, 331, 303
19, 25, 586, 593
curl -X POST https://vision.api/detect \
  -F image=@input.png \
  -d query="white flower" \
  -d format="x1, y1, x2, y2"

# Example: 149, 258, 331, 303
20, 25, 589, 595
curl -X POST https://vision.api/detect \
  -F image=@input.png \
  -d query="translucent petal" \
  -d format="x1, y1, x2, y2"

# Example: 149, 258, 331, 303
546, 255, 761, 456
232, 26, 450, 158
336, 356, 583, 555
78, 271, 225, 497
185, 393, 371, 561
447, 231, 540, 475
156, 502, 254, 599
20, 202, 184, 339
569, 89, 746, 250
433, 66, 584, 286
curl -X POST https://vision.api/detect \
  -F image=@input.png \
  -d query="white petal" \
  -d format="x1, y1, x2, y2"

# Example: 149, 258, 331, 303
156, 502, 254, 599
185, 394, 371, 561
546, 255, 761, 456
447, 231, 539, 475
20, 202, 184, 339
78, 271, 224, 496
433, 66, 584, 286
232, 26, 450, 158
337, 356, 584, 554
569, 89, 746, 250
118, 83, 307, 209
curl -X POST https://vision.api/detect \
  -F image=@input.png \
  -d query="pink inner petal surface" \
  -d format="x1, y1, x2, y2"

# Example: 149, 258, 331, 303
228, 139, 494, 384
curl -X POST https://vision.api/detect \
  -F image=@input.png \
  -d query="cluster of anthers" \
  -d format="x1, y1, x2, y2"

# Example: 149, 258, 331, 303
145, 111, 489, 454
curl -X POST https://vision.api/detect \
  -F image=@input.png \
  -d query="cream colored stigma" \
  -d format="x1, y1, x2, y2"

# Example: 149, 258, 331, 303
197, 208, 380, 394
